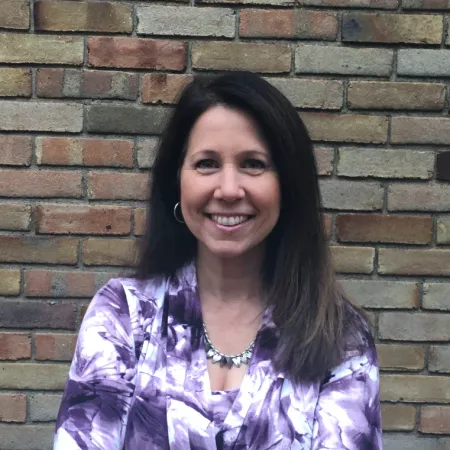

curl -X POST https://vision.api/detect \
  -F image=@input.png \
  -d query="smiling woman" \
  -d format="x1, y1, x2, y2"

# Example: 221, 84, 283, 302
54, 71, 382, 450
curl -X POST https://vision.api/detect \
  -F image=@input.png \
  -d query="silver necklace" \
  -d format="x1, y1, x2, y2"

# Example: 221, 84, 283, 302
203, 322, 256, 368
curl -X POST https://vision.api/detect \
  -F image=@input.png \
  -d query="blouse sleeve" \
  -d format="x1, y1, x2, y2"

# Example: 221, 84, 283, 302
54, 279, 138, 450
311, 344, 383, 450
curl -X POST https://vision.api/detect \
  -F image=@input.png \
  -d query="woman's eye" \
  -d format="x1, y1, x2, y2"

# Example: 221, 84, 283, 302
195, 159, 218, 171
242, 159, 266, 172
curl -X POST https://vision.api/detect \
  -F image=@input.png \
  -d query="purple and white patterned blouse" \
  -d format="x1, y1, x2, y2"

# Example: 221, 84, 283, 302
54, 263, 382, 450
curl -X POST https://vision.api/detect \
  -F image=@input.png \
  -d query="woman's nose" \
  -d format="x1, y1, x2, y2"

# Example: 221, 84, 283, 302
214, 165, 244, 201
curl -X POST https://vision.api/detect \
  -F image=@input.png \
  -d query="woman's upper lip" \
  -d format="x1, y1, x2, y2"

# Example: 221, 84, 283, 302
205, 212, 255, 216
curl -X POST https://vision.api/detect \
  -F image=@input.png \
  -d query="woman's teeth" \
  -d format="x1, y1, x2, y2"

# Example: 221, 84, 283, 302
211, 215, 250, 226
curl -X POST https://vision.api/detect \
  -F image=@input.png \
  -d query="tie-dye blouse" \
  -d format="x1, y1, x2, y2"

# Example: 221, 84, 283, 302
54, 263, 382, 450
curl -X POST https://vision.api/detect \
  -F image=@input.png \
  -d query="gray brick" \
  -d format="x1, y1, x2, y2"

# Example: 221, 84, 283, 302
265, 78, 343, 110
429, 346, 450, 373
398, 49, 450, 77
0, 424, 54, 450
295, 45, 393, 76
384, 433, 450, 450
379, 312, 450, 341
319, 180, 384, 211
137, 138, 159, 169
388, 184, 450, 212
0, 363, 69, 390
137, 5, 235, 37
339, 280, 419, 309
0, 101, 82, 132
86, 105, 169, 134
423, 283, 450, 311
29, 394, 62, 422
403, 0, 450, 9
438, 217, 450, 244
391, 117, 450, 145
337, 148, 434, 179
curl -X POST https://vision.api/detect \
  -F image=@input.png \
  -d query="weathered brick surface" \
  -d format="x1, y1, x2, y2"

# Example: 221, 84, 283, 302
342, 13, 443, 44
379, 312, 450, 341
87, 172, 149, 200
0, 236, 78, 264
35, 333, 77, 361
29, 394, 62, 422
88, 37, 186, 70
340, 279, 420, 309
0, 424, 54, 450
142, 74, 192, 104
437, 152, 450, 181
398, 49, 450, 77
137, 5, 235, 37
0, 101, 83, 132
336, 214, 432, 244
377, 344, 425, 371
0, 135, 32, 166
86, 105, 169, 134
347, 81, 445, 110
429, 346, 450, 373
35, 1, 133, 33
36, 137, 134, 168
338, 148, 433, 179
37, 68, 139, 100
314, 147, 334, 175
391, 117, 450, 144
330, 246, 375, 274
300, 113, 388, 143
198, 0, 294, 4
267, 78, 343, 110
295, 45, 393, 76
423, 283, 450, 310
0, 394, 26, 422
437, 218, 450, 244
0, 363, 69, 390
0, 33, 83, 65
381, 404, 416, 431
0, 68, 31, 97
0, 269, 21, 296
82, 238, 138, 266
134, 208, 147, 236
25, 270, 115, 298
192, 42, 291, 73
381, 374, 450, 403
403, 0, 450, 8
319, 180, 384, 210
36, 204, 132, 235
0, 204, 31, 231
137, 138, 159, 169
240, 9, 337, 39
388, 184, 450, 212
298, 0, 398, 6
0, 170, 82, 198
420, 406, 450, 434
0, 333, 31, 360
0, 300, 76, 329
384, 435, 450, 450
0, 0, 29, 29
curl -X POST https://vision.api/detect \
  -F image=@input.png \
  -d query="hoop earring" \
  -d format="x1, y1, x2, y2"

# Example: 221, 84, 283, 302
173, 202, 185, 224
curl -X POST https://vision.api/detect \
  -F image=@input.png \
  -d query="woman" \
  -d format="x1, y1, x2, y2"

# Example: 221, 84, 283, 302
54, 71, 382, 449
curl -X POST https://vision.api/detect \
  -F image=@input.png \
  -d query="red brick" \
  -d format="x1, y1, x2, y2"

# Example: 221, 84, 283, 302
87, 172, 149, 201
240, 9, 337, 40
25, 270, 115, 298
0, 236, 78, 264
36, 204, 131, 235
0, 0, 29, 29
88, 37, 186, 70
82, 238, 138, 266
36, 137, 133, 168
80, 304, 89, 322
134, 208, 146, 236
323, 214, 332, 238
420, 406, 450, 433
0, 136, 32, 166
36, 68, 64, 97
142, 73, 192, 104
336, 214, 432, 244
35, 1, 132, 33
35, 334, 77, 361
0, 204, 31, 231
0, 169, 81, 198
342, 13, 442, 44
0, 334, 31, 360
0, 394, 26, 422
381, 404, 416, 431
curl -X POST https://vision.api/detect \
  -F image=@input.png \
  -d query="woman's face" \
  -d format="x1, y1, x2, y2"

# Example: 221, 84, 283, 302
180, 105, 280, 259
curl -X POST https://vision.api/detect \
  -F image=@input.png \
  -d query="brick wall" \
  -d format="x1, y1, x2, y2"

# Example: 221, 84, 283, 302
0, 0, 449, 448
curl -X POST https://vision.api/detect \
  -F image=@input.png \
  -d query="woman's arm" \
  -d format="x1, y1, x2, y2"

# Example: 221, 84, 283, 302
54, 279, 138, 450
311, 345, 382, 450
